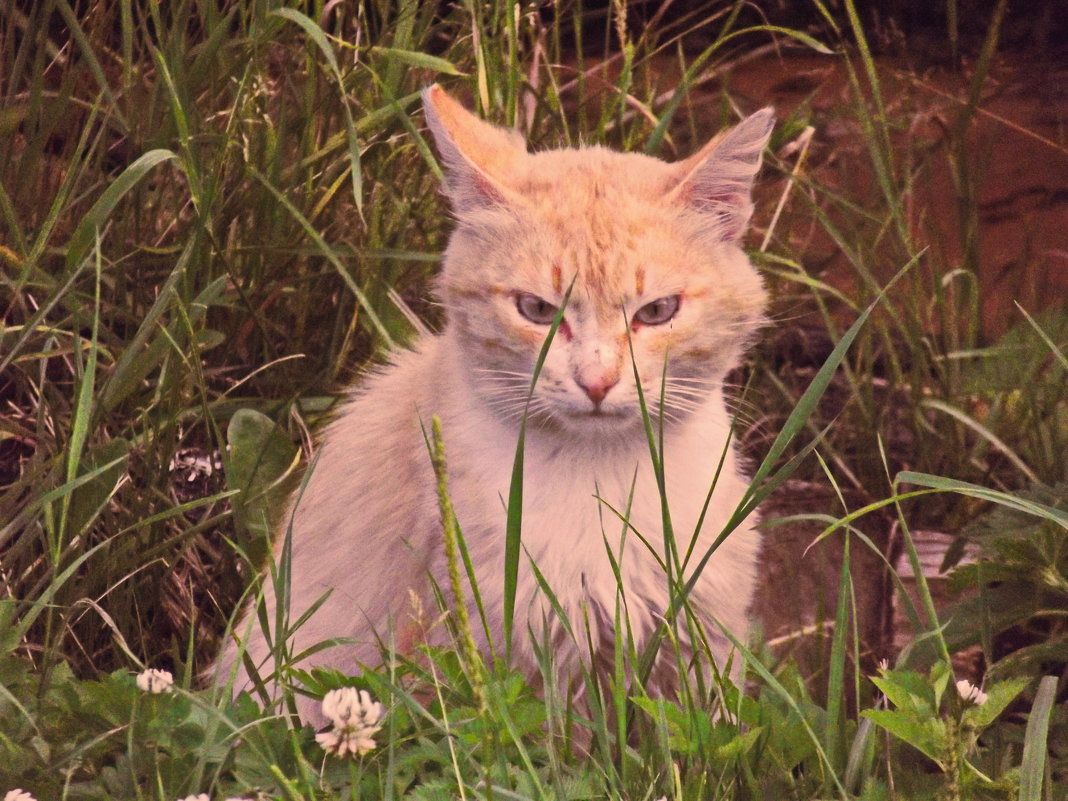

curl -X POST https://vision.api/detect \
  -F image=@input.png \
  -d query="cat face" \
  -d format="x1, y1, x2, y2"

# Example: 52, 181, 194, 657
423, 86, 773, 438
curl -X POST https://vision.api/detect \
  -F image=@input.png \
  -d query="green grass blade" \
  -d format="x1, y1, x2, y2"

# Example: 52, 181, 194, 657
503, 279, 575, 655
247, 166, 394, 347
636, 262, 911, 682
65, 149, 179, 269
53, 0, 127, 131
843, 716, 877, 793
0, 175, 28, 257
271, 7, 364, 220
896, 472, 1068, 529
429, 415, 485, 700
720, 623, 851, 801
921, 397, 1040, 484
741, 259, 913, 507
645, 24, 829, 153
370, 46, 465, 75
100, 267, 227, 414
0, 261, 88, 377
58, 240, 103, 550
1015, 302, 1068, 371
1019, 675, 1058, 801
9, 535, 115, 643
825, 512, 852, 773
841, 0, 910, 245
152, 48, 206, 214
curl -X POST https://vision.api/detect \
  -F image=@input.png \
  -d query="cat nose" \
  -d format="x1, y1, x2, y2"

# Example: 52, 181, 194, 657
576, 371, 619, 404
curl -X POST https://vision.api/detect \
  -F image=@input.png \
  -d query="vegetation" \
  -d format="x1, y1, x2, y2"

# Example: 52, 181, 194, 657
0, 0, 1064, 799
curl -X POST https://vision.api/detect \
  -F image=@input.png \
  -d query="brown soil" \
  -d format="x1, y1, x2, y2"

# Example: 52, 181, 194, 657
729, 49, 1068, 339
725, 47, 1068, 683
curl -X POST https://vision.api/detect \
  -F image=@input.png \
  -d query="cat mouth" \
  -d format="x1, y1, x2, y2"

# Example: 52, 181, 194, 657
566, 406, 629, 420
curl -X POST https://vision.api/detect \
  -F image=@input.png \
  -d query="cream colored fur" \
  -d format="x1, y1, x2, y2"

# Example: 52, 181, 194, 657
218, 86, 774, 720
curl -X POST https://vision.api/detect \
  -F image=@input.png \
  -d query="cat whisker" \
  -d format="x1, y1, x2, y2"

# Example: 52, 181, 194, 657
656, 408, 695, 424
485, 397, 538, 416
718, 391, 761, 413
661, 388, 713, 399
663, 399, 707, 412
664, 387, 712, 400
659, 391, 756, 427
477, 379, 534, 389
477, 381, 531, 393
648, 408, 684, 426
665, 376, 719, 385
667, 379, 759, 410
480, 396, 531, 409
664, 380, 718, 392
473, 368, 532, 378
659, 395, 710, 406
721, 403, 758, 429
480, 387, 532, 400
486, 394, 555, 425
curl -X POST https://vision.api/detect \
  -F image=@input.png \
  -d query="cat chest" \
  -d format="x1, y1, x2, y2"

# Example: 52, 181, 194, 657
450, 449, 686, 588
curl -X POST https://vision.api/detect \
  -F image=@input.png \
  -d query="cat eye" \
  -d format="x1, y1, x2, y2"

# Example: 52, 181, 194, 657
632, 295, 680, 326
515, 292, 559, 325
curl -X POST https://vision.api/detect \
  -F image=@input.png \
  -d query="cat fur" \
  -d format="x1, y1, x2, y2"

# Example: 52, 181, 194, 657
217, 86, 775, 721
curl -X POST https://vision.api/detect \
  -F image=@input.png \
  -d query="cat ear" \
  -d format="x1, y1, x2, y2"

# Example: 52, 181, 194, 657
668, 108, 775, 242
422, 84, 527, 213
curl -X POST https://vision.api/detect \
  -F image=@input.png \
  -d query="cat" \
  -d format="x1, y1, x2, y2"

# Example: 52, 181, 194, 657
217, 85, 774, 721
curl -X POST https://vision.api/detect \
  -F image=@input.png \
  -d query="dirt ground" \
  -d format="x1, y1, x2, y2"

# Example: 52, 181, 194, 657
726, 46, 1068, 685
732, 48, 1068, 337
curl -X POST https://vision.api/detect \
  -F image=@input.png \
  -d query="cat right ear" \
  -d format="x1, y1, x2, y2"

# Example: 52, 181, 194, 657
668, 107, 775, 242
422, 84, 527, 213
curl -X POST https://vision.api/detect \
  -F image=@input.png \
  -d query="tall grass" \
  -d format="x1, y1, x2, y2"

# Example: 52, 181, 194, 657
751, 0, 1065, 507
1, 1, 1064, 799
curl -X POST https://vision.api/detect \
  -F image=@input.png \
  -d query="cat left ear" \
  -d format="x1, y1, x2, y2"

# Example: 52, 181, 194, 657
422, 84, 527, 213
669, 108, 775, 242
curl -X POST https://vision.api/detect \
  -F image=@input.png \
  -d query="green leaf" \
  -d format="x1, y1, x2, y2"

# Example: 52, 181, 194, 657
861, 708, 945, 763
963, 676, 1030, 730
225, 409, 299, 545
715, 724, 765, 760
632, 695, 692, 749
870, 671, 935, 717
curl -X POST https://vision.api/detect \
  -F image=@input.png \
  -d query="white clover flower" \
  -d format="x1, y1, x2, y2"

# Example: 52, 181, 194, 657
5, 789, 37, 801
176, 794, 209, 801
136, 668, 174, 694
321, 687, 383, 728
956, 679, 988, 705
315, 687, 384, 758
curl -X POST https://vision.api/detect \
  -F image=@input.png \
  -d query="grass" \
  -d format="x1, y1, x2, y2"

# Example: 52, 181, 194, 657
1, 0, 1066, 799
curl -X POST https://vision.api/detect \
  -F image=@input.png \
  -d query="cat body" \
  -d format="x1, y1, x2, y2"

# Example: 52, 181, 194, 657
219, 87, 774, 715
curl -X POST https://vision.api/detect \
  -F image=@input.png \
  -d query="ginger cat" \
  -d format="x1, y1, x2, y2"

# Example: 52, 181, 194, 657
220, 85, 774, 717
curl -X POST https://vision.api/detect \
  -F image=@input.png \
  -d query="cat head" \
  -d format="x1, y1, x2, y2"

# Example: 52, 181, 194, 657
423, 85, 773, 439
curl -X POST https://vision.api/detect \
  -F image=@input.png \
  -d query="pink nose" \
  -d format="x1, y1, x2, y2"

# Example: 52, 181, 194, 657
576, 373, 619, 404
